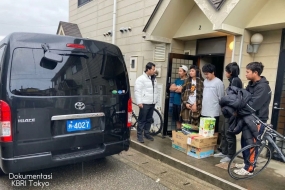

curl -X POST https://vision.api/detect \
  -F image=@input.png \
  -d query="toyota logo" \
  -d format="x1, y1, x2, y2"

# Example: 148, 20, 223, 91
75, 102, 85, 110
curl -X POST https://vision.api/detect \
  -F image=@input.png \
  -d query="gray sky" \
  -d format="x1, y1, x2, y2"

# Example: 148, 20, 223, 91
0, 0, 69, 40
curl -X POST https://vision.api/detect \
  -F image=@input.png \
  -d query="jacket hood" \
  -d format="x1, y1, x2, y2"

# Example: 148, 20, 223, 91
248, 76, 269, 87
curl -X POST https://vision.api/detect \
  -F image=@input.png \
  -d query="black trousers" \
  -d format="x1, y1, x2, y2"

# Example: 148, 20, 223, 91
219, 118, 236, 158
137, 104, 155, 139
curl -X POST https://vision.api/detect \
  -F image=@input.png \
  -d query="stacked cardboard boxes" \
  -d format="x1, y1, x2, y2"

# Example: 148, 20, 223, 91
172, 117, 218, 159
172, 130, 189, 153
186, 133, 218, 159
172, 131, 218, 158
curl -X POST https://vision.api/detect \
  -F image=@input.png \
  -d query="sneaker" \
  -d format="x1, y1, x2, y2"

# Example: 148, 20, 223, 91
233, 168, 253, 176
220, 156, 231, 163
144, 135, 154, 141
137, 136, 144, 143
213, 152, 227, 157
234, 163, 245, 169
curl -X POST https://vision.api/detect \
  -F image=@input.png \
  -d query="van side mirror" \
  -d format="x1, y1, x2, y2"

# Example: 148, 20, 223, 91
41, 43, 63, 63
44, 51, 63, 63
40, 57, 58, 70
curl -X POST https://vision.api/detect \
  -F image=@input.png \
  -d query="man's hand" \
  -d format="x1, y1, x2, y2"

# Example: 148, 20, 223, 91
169, 84, 178, 91
175, 86, 182, 93
138, 104, 143, 108
186, 103, 191, 109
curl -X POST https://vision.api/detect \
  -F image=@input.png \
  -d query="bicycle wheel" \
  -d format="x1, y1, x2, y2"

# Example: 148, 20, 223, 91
228, 143, 272, 180
131, 111, 138, 130
149, 108, 163, 136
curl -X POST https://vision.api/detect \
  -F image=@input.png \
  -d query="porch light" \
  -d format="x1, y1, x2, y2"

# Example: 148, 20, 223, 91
229, 41, 234, 51
247, 33, 264, 54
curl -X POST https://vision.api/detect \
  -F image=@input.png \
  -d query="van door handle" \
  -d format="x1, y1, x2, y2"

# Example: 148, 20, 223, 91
274, 106, 284, 110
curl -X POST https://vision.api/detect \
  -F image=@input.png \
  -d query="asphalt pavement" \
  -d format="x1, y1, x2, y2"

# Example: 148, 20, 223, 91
0, 148, 220, 190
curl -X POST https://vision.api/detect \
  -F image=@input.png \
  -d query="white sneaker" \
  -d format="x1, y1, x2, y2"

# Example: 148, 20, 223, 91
220, 156, 231, 163
233, 168, 253, 176
213, 152, 227, 157
234, 163, 245, 169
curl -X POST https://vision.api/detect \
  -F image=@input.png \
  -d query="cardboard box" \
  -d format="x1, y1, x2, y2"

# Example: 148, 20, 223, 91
199, 118, 216, 137
187, 134, 218, 148
172, 130, 189, 153
172, 142, 188, 153
187, 145, 215, 159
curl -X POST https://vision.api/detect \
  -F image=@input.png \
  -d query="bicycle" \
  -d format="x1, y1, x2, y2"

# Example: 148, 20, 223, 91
228, 114, 285, 180
131, 102, 163, 136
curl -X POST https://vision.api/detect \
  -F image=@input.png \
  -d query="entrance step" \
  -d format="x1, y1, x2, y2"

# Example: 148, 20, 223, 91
130, 132, 285, 190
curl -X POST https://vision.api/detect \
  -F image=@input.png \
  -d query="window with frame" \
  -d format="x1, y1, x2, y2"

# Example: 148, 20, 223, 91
0, 45, 6, 72
78, 0, 92, 7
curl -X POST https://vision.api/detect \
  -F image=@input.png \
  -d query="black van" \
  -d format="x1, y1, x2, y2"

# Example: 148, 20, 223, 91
0, 32, 132, 174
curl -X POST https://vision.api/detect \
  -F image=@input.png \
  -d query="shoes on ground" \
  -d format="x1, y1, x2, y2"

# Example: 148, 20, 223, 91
137, 137, 144, 143
233, 168, 253, 176
213, 152, 227, 158
144, 135, 154, 141
220, 156, 231, 163
234, 163, 245, 169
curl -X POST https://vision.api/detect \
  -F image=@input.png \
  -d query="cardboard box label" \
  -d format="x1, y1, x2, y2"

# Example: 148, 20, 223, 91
187, 137, 192, 145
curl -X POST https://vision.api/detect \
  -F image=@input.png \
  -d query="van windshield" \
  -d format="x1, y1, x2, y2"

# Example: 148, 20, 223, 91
10, 48, 128, 96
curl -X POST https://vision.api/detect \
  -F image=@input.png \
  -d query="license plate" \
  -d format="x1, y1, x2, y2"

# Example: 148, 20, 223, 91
66, 119, 91, 132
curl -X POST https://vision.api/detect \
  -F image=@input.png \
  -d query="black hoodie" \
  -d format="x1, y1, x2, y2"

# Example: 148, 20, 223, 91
246, 76, 272, 121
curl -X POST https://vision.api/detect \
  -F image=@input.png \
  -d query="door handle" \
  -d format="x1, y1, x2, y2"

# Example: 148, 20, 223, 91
274, 106, 284, 110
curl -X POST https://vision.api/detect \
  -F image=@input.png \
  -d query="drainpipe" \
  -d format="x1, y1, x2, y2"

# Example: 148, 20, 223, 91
231, 36, 236, 62
238, 31, 245, 69
112, 0, 117, 44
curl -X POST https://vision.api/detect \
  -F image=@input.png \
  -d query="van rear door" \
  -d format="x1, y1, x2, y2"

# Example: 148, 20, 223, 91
9, 46, 129, 158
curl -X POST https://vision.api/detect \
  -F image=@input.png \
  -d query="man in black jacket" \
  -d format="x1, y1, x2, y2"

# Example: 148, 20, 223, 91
234, 62, 272, 176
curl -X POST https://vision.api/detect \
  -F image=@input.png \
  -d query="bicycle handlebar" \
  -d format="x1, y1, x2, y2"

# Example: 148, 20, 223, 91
252, 113, 285, 140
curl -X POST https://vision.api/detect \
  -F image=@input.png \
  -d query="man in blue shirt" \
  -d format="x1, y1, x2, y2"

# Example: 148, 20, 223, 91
169, 65, 188, 130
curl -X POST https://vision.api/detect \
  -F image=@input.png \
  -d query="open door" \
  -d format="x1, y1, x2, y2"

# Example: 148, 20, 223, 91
271, 29, 285, 161
163, 53, 199, 136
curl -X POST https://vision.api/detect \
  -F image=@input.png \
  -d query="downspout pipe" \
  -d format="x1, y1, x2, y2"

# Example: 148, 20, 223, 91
231, 36, 236, 62
112, 0, 117, 44
238, 31, 245, 69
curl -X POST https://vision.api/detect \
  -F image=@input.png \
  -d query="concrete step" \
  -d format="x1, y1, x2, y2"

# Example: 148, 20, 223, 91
130, 132, 285, 190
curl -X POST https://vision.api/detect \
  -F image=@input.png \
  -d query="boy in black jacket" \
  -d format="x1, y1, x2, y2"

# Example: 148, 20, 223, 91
215, 62, 242, 163
234, 62, 272, 176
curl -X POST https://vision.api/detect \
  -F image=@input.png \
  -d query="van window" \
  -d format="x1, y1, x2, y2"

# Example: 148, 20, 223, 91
10, 48, 128, 96
0, 45, 6, 71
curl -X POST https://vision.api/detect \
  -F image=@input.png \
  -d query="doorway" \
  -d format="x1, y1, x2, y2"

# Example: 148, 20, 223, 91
163, 53, 198, 136
163, 53, 225, 136
271, 29, 285, 161
199, 55, 225, 81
